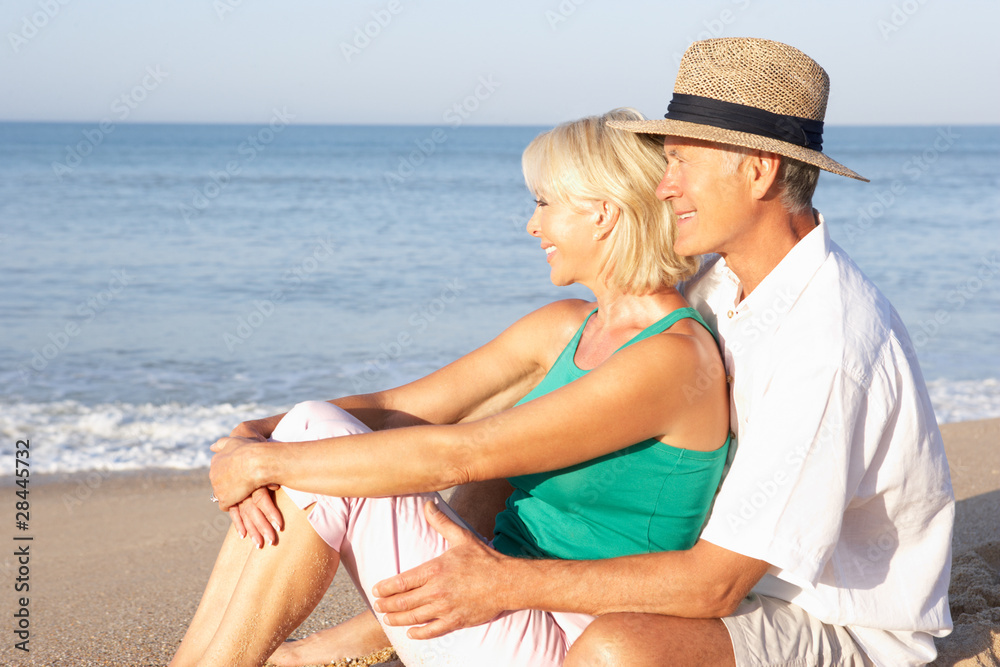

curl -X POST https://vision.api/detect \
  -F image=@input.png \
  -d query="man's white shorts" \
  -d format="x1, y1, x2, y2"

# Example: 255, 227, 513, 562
722, 593, 873, 667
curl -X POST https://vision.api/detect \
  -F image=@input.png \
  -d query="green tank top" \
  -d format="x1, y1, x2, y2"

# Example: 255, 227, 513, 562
492, 307, 730, 560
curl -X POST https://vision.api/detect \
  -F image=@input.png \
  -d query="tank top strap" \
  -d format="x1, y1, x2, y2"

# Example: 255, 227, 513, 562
616, 306, 716, 353
551, 308, 598, 368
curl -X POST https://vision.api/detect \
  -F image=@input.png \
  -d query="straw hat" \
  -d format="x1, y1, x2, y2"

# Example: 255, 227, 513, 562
609, 38, 868, 182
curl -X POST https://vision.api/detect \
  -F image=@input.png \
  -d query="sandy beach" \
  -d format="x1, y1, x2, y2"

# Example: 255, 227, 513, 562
2, 419, 997, 666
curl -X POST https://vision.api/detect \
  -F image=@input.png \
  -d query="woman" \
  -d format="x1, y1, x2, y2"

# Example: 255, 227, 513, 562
170, 108, 731, 667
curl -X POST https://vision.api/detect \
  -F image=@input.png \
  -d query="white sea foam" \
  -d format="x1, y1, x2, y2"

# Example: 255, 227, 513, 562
3, 378, 998, 474
1, 400, 281, 474
926, 377, 1000, 424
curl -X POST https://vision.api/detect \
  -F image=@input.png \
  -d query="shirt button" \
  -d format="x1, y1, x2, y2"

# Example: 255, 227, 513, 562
726, 375, 733, 384
727, 310, 735, 318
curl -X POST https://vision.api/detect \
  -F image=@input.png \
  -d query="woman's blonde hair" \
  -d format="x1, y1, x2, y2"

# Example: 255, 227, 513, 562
522, 108, 698, 294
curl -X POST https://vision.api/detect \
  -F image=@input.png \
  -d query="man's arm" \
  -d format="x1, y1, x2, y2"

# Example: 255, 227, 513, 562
372, 501, 771, 639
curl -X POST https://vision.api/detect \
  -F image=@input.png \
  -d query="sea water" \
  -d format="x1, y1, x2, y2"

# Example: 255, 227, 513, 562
1, 123, 997, 473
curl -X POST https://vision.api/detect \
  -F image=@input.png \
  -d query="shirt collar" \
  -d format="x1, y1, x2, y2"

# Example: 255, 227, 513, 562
719, 210, 831, 316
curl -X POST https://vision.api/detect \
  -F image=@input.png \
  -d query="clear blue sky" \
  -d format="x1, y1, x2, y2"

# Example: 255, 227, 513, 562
2, 0, 998, 126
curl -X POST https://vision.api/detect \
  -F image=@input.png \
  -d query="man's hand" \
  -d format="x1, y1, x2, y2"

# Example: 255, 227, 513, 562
209, 436, 264, 510
372, 501, 511, 639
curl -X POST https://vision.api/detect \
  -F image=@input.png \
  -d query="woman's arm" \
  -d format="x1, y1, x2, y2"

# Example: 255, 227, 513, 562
338, 298, 594, 429
214, 300, 593, 513
211, 322, 727, 506
230, 298, 591, 440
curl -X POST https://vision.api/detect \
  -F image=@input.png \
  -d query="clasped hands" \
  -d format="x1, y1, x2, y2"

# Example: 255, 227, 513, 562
208, 423, 510, 638
209, 420, 285, 545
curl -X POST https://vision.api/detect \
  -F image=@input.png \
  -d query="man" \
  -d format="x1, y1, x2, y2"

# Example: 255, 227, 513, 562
369, 38, 955, 666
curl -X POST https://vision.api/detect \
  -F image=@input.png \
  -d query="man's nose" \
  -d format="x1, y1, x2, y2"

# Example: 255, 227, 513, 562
656, 169, 678, 201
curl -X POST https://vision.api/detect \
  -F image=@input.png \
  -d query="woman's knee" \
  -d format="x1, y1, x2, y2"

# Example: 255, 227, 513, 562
272, 401, 371, 442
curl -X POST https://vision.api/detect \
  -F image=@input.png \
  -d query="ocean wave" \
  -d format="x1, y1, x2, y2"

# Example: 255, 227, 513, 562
0, 400, 280, 474
3, 378, 998, 474
926, 377, 1000, 424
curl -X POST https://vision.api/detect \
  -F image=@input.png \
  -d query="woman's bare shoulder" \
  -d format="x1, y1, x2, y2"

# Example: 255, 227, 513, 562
515, 298, 594, 340
532, 298, 595, 325
496, 299, 595, 368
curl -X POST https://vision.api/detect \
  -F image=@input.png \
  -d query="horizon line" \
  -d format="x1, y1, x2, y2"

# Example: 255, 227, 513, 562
1, 119, 997, 129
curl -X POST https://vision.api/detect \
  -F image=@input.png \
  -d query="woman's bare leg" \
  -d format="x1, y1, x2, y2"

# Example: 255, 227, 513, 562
171, 489, 340, 667
267, 612, 389, 666
169, 524, 256, 666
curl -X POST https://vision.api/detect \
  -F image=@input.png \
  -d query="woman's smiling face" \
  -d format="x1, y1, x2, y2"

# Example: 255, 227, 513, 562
526, 195, 605, 287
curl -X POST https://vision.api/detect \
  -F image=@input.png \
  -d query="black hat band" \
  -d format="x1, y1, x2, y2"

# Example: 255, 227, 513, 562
665, 93, 824, 152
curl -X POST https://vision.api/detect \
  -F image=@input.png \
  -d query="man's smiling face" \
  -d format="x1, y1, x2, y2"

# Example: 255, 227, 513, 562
656, 136, 755, 258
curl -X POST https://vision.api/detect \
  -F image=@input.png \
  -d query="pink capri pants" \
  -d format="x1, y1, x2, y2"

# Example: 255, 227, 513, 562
272, 400, 595, 667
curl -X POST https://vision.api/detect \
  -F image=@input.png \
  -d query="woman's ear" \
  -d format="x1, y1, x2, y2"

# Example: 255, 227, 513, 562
593, 201, 620, 241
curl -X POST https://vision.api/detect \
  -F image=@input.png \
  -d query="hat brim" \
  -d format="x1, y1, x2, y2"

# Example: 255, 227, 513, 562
608, 118, 869, 182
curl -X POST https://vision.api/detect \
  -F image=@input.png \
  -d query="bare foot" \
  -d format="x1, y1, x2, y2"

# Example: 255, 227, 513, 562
268, 612, 391, 667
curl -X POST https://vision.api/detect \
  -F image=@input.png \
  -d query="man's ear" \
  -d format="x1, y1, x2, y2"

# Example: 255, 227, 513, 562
593, 200, 621, 241
745, 152, 781, 201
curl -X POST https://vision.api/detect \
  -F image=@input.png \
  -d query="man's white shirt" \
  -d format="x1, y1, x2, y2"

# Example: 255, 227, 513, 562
684, 213, 954, 667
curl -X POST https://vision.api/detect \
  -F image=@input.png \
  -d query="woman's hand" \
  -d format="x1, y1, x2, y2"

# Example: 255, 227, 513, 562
228, 416, 278, 441
220, 418, 286, 545
209, 436, 265, 510
228, 486, 284, 548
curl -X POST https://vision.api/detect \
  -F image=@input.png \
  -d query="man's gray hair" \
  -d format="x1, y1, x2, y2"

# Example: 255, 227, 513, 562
717, 145, 820, 216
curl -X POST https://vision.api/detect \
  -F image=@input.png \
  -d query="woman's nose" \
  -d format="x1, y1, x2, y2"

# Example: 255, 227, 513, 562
526, 210, 541, 236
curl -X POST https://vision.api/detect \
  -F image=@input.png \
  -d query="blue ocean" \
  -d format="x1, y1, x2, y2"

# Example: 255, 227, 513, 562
1, 122, 998, 473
